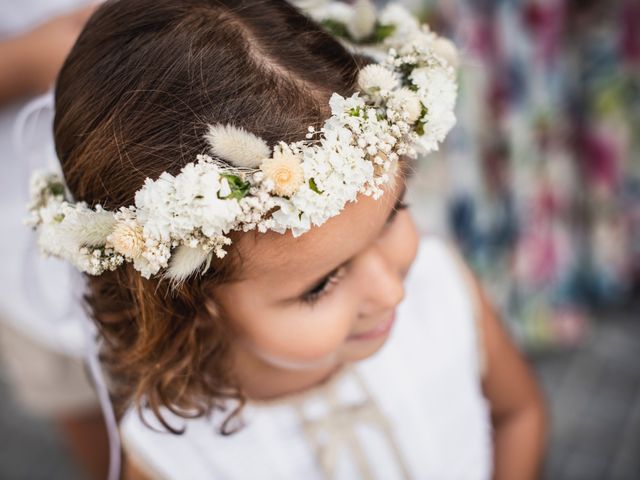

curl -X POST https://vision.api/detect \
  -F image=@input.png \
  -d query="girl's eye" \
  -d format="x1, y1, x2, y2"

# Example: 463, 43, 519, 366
386, 198, 410, 226
299, 194, 407, 306
301, 265, 347, 305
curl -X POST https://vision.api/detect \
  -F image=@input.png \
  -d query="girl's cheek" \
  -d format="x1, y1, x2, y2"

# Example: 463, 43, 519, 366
247, 297, 357, 361
402, 213, 420, 268
385, 210, 420, 273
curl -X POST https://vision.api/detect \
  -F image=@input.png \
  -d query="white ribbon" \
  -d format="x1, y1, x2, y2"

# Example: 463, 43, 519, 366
14, 91, 122, 480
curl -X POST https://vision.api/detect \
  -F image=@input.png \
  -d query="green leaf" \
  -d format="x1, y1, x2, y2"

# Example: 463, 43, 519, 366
371, 23, 396, 43
220, 173, 250, 200
53, 213, 65, 223
399, 63, 417, 78
320, 19, 350, 40
399, 63, 419, 89
50, 182, 65, 196
415, 103, 429, 133
320, 20, 395, 46
309, 178, 323, 194
349, 106, 362, 117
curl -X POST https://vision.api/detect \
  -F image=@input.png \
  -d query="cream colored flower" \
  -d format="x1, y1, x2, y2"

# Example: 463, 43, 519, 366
388, 88, 422, 123
108, 221, 145, 258
347, 0, 377, 41
260, 147, 304, 197
431, 37, 460, 68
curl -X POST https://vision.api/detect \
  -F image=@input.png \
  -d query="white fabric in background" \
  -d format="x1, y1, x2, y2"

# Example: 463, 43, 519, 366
121, 237, 493, 480
0, 0, 94, 355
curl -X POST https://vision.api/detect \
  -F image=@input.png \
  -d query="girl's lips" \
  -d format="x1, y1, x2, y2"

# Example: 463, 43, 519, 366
348, 311, 396, 341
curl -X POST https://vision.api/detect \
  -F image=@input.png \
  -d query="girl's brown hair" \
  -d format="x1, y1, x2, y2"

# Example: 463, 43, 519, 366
54, 0, 368, 433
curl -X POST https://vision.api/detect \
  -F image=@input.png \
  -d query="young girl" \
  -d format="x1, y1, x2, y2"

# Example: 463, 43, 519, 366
30, 0, 545, 478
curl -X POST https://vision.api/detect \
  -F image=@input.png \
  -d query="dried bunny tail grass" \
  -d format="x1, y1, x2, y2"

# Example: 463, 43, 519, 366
205, 124, 271, 169
164, 246, 212, 285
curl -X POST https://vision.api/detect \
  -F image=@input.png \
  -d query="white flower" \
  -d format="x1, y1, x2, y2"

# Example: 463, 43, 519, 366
328, 92, 366, 117
394, 29, 436, 57
269, 196, 312, 237
347, 0, 377, 41
137, 239, 171, 278
108, 219, 145, 259
133, 254, 159, 279
174, 161, 236, 232
410, 64, 457, 152
205, 124, 271, 169
358, 64, 399, 93
431, 37, 459, 68
379, 3, 420, 37
408, 66, 431, 91
260, 145, 305, 197
308, 1, 353, 25
388, 88, 422, 123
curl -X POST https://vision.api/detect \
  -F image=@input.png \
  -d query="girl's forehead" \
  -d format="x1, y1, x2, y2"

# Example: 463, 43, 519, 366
234, 174, 404, 286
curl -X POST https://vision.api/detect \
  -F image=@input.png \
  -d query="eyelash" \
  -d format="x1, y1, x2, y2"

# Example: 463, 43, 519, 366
386, 200, 409, 225
301, 265, 347, 305
300, 197, 409, 305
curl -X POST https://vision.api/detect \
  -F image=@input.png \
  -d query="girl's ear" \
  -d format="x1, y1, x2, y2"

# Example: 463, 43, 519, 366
201, 295, 226, 326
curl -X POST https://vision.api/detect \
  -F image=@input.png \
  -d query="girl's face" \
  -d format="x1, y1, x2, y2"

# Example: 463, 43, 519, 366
215, 170, 419, 376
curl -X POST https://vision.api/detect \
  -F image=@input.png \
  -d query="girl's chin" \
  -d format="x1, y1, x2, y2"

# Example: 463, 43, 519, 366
342, 332, 392, 362
253, 346, 340, 371
241, 322, 395, 373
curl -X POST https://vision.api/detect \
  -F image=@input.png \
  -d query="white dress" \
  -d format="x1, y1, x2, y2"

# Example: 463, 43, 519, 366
120, 237, 493, 480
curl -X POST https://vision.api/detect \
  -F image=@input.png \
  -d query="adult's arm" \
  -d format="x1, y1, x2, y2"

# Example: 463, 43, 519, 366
0, 5, 94, 106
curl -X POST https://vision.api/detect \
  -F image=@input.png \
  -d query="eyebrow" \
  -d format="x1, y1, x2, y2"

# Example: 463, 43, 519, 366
289, 182, 408, 300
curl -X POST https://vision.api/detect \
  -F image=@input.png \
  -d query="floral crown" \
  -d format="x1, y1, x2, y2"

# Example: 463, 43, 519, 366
27, 1, 458, 284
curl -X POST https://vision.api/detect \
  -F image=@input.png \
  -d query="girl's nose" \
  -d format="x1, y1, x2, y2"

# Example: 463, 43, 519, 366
358, 244, 405, 313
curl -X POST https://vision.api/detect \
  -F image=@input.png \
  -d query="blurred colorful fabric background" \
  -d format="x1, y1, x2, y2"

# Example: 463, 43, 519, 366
406, 0, 640, 349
